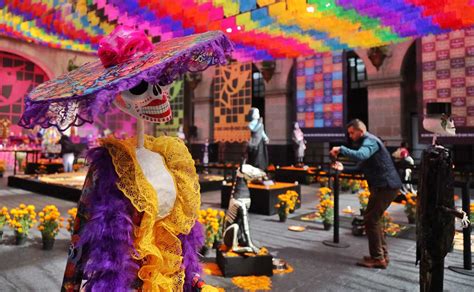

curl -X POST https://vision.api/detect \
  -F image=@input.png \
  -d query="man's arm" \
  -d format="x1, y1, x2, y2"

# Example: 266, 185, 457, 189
340, 138, 379, 161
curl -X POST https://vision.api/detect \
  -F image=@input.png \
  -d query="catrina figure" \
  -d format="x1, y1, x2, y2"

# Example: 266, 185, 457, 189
18, 27, 233, 292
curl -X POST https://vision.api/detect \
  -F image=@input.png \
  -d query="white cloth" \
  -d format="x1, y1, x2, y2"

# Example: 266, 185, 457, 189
136, 147, 177, 220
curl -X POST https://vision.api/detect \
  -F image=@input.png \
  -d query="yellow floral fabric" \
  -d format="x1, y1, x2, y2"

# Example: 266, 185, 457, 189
101, 135, 200, 292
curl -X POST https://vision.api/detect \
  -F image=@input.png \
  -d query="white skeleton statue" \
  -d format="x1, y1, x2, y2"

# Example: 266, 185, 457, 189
222, 163, 266, 254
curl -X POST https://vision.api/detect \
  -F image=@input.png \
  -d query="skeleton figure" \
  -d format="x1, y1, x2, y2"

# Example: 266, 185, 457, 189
292, 122, 306, 166
223, 163, 265, 254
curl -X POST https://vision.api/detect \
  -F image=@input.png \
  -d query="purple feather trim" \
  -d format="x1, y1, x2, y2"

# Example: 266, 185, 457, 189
178, 222, 205, 292
78, 147, 139, 292
18, 31, 234, 131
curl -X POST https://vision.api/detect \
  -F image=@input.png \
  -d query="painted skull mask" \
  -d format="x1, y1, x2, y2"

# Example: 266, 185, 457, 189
114, 80, 172, 123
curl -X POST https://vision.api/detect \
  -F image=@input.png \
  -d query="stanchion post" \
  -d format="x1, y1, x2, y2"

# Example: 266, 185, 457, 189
448, 177, 473, 276
333, 172, 340, 243
323, 171, 349, 248
462, 178, 472, 270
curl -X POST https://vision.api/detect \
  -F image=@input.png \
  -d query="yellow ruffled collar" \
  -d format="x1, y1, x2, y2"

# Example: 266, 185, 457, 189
100, 135, 200, 292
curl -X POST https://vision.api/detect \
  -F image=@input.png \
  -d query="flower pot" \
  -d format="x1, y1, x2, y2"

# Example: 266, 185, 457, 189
42, 236, 55, 250
15, 233, 27, 245
323, 221, 332, 231
351, 217, 365, 236
279, 213, 287, 222
407, 215, 416, 224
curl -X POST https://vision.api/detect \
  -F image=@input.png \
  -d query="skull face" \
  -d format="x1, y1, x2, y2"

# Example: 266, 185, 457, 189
114, 80, 172, 123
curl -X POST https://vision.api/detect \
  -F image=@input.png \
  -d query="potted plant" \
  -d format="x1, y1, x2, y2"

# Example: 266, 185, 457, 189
66, 207, 77, 236
317, 187, 334, 230
275, 191, 298, 222
198, 208, 225, 255
38, 205, 64, 250
402, 192, 416, 224
8, 204, 37, 245
0, 206, 10, 240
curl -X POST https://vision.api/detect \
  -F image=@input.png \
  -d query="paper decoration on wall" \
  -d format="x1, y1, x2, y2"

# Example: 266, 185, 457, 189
296, 52, 345, 141
154, 78, 185, 136
2, 1, 474, 61
421, 28, 474, 143
213, 62, 252, 142
0, 51, 49, 133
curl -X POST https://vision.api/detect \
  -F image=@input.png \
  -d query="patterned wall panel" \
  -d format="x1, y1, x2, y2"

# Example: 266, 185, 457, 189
296, 52, 345, 141
213, 62, 252, 142
421, 28, 474, 143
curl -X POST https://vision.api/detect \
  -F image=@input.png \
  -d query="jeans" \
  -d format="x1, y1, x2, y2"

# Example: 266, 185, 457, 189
365, 187, 398, 259
63, 153, 75, 173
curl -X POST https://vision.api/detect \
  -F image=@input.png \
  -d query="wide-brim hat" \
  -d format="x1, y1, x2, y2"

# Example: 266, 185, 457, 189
19, 28, 233, 131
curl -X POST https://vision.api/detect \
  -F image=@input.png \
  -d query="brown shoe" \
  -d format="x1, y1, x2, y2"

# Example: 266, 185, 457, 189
363, 255, 390, 264
357, 257, 387, 269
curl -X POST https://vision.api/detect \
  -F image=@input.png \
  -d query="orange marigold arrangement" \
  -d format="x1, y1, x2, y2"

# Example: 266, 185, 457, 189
358, 189, 371, 213
0, 206, 10, 235
317, 187, 334, 224
382, 212, 403, 236
198, 208, 225, 248
401, 192, 416, 223
38, 205, 64, 239
275, 190, 299, 216
66, 207, 77, 235
8, 204, 37, 240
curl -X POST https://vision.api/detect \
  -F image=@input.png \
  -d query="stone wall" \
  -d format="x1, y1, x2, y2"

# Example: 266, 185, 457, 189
355, 39, 415, 146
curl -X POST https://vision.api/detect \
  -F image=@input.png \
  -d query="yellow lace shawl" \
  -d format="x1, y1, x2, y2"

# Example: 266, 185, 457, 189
101, 135, 200, 292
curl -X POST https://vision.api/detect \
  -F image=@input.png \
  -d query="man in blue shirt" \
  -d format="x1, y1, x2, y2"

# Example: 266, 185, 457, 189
330, 119, 402, 269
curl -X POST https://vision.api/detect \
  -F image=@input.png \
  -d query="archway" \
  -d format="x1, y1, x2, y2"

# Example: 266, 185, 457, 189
400, 41, 419, 157
0, 51, 50, 134
251, 64, 265, 118
345, 51, 368, 127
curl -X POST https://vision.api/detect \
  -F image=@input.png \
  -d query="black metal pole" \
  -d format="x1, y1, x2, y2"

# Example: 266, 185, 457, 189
448, 178, 474, 276
323, 171, 349, 248
333, 172, 340, 243
462, 178, 472, 270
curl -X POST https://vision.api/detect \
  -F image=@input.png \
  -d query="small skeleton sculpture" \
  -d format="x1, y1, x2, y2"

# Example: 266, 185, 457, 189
223, 163, 265, 254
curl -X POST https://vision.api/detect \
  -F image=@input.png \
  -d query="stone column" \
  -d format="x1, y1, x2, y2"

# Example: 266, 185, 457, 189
257, 59, 294, 145
355, 40, 414, 147
192, 68, 215, 143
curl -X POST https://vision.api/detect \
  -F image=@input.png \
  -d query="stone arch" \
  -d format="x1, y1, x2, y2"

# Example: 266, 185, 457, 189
355, 39, 416, 76
0, 46, 54, 80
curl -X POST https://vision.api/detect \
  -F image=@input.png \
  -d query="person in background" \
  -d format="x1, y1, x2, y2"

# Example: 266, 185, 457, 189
59, 135, 75, 173
330, 119, 402, 269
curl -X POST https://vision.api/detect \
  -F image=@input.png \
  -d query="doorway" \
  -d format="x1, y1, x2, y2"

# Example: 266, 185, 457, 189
346, 51, 368, 127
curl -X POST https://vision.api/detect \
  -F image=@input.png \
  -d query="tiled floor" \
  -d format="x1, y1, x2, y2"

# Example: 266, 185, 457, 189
0, 178, 472, 291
